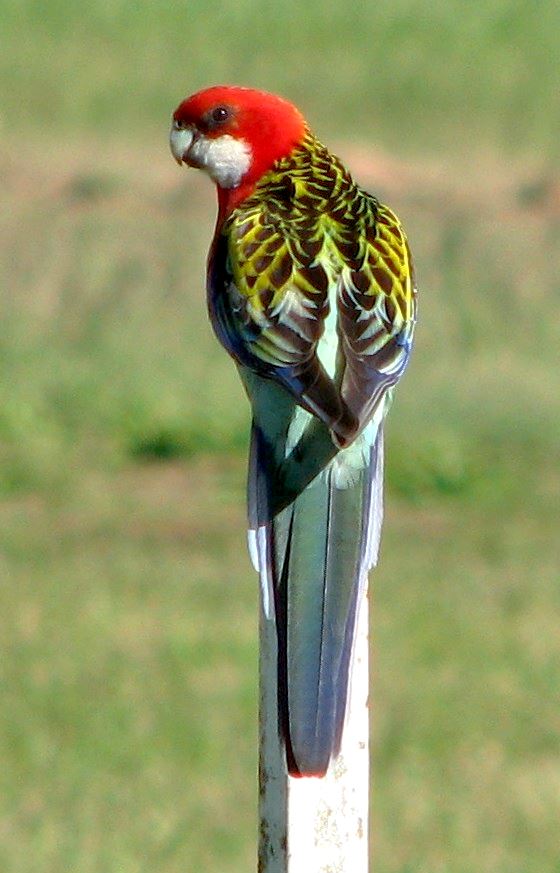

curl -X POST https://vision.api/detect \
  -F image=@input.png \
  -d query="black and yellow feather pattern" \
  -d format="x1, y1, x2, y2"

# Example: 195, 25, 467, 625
205, 130, 417, 776
208, 132, 416, 448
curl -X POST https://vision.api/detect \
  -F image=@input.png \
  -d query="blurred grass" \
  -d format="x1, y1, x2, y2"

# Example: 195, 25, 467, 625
1, 1, 559, 871
2, 0, 559, 158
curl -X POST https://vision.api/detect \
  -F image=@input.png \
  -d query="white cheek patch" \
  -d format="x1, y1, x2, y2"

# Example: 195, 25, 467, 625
188, 134, 252, 189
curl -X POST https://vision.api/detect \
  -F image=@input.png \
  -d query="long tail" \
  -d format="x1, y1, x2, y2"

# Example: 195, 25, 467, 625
248, 418, 384, 777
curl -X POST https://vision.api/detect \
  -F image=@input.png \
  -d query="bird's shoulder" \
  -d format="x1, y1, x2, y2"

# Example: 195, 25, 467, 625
221, 135, 366, 299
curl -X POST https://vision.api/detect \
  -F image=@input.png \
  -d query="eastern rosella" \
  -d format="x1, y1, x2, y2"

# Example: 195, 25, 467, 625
170, 86, 416, 777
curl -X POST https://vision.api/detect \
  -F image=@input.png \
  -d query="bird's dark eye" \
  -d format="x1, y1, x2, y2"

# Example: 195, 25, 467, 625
210, 105, 231, 125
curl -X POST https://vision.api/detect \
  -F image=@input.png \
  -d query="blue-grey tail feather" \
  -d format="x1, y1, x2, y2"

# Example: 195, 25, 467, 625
248, 421, 384, 777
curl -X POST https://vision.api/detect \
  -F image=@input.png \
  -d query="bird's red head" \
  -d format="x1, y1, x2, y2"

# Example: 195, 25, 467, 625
170, 85, 307, 216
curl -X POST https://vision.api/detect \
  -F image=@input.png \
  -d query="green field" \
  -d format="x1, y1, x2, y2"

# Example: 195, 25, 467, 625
1, 1, 559, 870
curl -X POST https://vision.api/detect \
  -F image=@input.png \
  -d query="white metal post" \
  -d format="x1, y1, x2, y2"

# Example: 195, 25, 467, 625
258, 586, 370, 872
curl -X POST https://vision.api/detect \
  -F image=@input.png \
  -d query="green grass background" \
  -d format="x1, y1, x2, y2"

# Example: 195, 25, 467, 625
1, 1, 559, 870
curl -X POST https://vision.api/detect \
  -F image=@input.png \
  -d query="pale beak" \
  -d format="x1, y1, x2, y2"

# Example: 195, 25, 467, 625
170, 122, 194, 166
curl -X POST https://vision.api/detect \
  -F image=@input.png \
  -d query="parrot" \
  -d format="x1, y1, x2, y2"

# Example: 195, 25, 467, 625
170, 86, 416, 778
